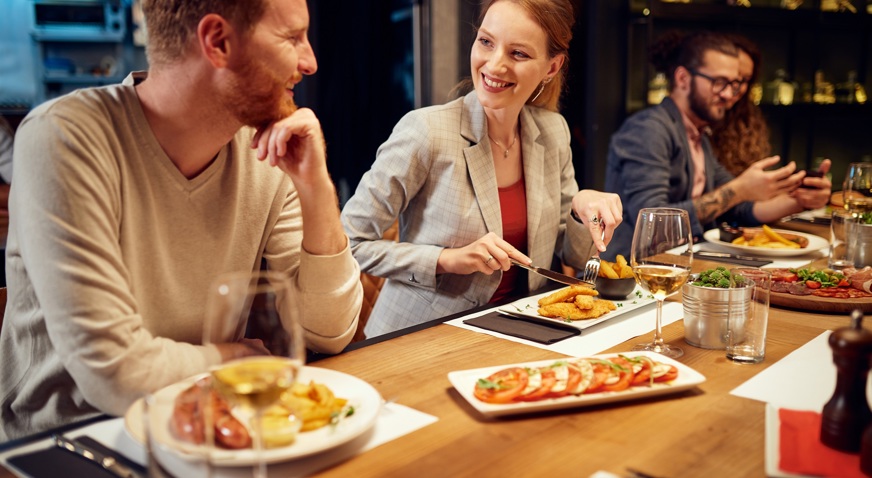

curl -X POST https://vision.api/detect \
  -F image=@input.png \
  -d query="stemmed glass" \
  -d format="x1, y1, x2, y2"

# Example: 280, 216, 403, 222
630, 208, 693, 358
203, 270, 304, 478
843, 162, 872, 214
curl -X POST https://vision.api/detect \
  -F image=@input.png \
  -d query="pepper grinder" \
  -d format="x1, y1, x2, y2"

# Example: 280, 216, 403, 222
821, 310, 872, 453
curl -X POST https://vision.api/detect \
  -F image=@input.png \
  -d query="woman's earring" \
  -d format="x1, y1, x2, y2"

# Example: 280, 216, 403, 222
530, 77, 551, 103
530, 81, 546, 103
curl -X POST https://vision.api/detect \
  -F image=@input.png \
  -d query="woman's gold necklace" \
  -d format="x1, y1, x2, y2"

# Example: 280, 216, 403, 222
488, 133, 517, 158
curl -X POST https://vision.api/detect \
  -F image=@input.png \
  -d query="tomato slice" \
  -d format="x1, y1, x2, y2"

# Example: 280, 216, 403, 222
806, 280, 821, 289
583, 361, 612, 394
515, 368, 557, 402
627, 356, 654, 386
601, 357, 634, 392
473, 367, 529, 404
652, 363, 678, 382
545, 363, 582, 399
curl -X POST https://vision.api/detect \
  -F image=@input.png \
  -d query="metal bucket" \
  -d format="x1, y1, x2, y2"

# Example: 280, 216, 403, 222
847, 221, 872, 268
682, 283, 751, 349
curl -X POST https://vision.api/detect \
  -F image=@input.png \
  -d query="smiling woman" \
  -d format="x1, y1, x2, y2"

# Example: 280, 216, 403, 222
341, 0, 624, 338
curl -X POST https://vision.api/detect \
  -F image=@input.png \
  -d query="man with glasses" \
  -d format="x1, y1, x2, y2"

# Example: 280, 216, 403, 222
602, 31, 831, 259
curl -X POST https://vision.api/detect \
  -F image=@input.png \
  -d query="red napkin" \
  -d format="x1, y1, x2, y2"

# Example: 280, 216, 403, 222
779, 408, 866, 478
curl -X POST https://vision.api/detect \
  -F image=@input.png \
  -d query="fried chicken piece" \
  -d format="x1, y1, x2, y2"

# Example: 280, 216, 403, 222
574, 294, 596, 310
537, 285, 598, 306
540, 299, 617, 321
538, 302, 585, 320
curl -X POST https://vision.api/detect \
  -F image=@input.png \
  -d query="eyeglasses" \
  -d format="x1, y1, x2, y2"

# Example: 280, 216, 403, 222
687, 68, 745, 95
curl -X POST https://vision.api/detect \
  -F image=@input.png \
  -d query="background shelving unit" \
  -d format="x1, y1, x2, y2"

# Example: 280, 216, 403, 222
30, 0, 131, 105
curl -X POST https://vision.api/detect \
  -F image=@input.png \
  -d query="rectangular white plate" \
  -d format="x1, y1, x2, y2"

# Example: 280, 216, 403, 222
448, 351, 706, 418
497, 284, 656, 331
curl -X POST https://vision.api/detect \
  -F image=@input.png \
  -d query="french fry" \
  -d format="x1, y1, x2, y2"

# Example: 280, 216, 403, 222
762, 224, 801, 249
599, 260, 620, 279
615, 255, 633, 278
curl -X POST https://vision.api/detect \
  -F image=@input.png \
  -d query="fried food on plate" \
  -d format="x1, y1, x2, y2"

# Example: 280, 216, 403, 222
574, 294, 596, 310
262, 381, 349, 447
538, 302, 589, 320
537, 284, 598, 306
537, 285, 616, 321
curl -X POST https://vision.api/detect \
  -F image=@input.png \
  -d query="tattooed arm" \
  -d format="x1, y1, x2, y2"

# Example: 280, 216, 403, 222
692, 184, 742, 225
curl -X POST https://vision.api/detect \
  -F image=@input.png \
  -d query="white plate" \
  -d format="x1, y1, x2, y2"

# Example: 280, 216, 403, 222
497, 284, 656, 331
702, 228, 828, 258
124, 366, 382, 466
447, 351, 706, 418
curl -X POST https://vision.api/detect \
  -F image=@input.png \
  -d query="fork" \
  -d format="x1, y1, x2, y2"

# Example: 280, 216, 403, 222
581, 226, 606, 284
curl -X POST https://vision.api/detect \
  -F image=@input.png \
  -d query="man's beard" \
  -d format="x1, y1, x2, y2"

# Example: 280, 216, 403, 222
221, 54, 299, 128
688, 81, 725, 125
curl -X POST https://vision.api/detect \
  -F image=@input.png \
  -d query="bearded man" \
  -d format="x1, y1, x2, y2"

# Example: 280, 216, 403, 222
0, 0, 362, 440
602, 31, 831, 260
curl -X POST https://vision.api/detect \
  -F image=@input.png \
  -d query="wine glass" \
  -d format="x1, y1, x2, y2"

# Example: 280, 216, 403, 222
202, 270, 304, 478
843, 162, 872, 214
630, 208, 693, 358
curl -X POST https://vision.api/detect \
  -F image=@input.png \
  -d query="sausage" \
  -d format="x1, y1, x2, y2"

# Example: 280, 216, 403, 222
169, 381, 252, 449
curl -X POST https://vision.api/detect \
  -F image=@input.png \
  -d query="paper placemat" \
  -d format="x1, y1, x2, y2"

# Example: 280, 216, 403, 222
730, 331, 838, 410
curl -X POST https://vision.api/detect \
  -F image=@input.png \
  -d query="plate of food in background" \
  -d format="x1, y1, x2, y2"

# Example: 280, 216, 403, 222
703, 225, 828, 258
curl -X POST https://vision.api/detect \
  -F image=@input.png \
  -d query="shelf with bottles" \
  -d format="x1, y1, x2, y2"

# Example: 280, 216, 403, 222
748, 69, 868, 107
630, 0, 872, 27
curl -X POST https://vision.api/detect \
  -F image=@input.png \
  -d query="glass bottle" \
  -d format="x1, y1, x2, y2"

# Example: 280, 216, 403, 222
813, 70, 836, 104
764, 69, 795, 105
836, 71, 858, 104
647, 72, 668, 105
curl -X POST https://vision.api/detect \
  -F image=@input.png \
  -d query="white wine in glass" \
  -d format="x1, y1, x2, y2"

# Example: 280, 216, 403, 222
203, 270, 304, 478
844, 162, 872, 214
630, 208, 693, 358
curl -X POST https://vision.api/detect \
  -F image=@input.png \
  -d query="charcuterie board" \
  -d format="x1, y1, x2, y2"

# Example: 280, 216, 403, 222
766, 261, 872, 314
768, 290, 872, 314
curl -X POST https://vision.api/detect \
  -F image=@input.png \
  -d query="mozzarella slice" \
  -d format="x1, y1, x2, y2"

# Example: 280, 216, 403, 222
569, 359, 594, 394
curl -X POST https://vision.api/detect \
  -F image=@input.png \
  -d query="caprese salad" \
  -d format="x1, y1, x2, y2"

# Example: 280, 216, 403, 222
473, 355, 679, 404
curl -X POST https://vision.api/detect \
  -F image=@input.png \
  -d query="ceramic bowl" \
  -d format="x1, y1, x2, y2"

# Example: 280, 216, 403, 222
595, 276, 636, 300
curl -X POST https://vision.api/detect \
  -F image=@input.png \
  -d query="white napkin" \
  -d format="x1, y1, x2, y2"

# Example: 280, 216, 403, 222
447, 301, 682, 357
729, 331, 839, 410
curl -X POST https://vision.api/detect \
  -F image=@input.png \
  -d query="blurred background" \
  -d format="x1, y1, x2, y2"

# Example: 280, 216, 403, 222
1, 0, 871, 203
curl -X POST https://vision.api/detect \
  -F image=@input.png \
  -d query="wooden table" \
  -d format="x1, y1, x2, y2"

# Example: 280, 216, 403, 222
300, 263, 845, 478
0, 251, 847, 478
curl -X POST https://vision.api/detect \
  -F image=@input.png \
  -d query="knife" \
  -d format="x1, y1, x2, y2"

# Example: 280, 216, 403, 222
510, 259, 591, 286
695, 251, 767, 262
52, 434, 144, 478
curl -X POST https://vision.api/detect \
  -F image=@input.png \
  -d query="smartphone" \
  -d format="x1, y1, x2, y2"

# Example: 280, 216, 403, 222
800, 168, 824, 189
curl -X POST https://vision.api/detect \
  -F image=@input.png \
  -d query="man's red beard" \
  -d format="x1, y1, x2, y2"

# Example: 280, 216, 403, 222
222, 55, 301, 128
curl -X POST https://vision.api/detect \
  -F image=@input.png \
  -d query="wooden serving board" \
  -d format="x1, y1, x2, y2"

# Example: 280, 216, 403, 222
766, 259, 872, 314
768, 290, 872, 314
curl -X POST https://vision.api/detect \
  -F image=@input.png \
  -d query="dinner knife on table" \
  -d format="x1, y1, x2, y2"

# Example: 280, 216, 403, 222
510, 259, 591, 286
694, 251, 772, 266
52, 434, 144, 478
